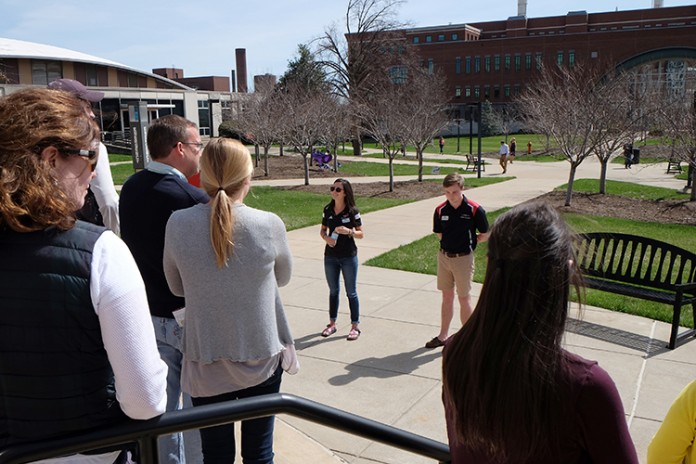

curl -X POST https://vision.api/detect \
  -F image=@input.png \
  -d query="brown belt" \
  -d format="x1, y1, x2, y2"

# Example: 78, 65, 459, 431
440, 249, 470, 258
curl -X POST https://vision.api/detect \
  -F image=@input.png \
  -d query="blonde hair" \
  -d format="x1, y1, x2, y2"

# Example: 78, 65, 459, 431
0, 88, 100, 232
200, 138, 253, 268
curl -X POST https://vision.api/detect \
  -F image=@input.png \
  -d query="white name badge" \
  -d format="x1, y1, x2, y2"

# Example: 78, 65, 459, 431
342, 217, 350, 223
442, 215, 449, 221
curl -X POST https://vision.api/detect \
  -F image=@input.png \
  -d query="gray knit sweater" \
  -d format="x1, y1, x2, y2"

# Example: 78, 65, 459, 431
163, 203, 293, 363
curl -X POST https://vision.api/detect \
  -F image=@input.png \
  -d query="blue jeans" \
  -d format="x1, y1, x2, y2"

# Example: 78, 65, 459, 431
324, 255, 360, 324
191, 364, 283, 464
152, 316, 186, 464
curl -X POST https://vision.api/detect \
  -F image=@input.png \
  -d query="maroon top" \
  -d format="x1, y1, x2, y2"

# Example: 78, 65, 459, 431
443, 350, 639, 463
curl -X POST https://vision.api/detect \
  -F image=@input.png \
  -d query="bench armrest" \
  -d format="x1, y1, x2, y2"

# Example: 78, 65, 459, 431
675, 281, 696, 293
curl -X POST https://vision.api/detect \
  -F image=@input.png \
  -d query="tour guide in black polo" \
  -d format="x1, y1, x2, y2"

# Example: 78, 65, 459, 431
426, 173, 489, 349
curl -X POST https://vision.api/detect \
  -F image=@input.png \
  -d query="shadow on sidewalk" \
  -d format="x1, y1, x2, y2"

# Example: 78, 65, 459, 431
328, 348, 442, 386
566, 318, 670, 357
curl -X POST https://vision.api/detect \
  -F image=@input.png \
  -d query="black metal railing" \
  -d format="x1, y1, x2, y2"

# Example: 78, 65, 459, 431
0, 393, 451, 464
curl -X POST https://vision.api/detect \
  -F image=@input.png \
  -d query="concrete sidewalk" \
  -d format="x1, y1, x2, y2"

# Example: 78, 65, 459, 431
266, 157, 694, 464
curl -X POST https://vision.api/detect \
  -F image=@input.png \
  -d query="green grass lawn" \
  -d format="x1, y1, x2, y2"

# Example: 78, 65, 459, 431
364, 185, 696, 329
361, 134, 554, 156
563, 179, 690, 201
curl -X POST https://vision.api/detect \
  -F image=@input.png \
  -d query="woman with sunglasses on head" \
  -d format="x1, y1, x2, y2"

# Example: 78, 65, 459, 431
319, 178, 364, 341
0, 88, 167, 463
442, 202, 638, 463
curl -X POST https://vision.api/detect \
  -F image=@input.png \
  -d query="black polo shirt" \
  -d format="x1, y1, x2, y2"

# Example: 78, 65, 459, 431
322, 204, 362, 258
433, 197, 488, 254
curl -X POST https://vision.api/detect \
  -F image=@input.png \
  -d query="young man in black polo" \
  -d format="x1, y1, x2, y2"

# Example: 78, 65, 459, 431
426, 173, 489, 348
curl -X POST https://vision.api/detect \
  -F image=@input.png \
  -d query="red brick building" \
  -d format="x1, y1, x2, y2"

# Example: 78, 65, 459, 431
402, 5, 696, 114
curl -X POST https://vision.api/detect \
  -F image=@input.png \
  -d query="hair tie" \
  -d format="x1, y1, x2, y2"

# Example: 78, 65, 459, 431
217, 187, 225, 192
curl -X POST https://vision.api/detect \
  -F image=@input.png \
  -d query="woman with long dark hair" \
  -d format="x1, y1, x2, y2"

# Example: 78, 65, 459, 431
319, 178, 364, 341
442, 202, 638, 463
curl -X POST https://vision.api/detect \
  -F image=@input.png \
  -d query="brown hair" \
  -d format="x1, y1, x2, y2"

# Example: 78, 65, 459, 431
146, 114, 197, 159
443, 202, 582, 462
0, 88, 100, 232
199, 138, 253, 268
442, 173, 464, 188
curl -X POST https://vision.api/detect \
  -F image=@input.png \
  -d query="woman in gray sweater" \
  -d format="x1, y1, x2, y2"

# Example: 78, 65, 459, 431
163, 137, 296, 464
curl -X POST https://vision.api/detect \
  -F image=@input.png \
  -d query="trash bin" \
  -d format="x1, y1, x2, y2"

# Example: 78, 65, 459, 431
632, 148, 640, 164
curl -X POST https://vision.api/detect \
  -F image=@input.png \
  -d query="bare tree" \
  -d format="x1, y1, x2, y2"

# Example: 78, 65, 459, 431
355, 70, 411, 191
278, 84, 330, 185
518, 65, 618, 206
316, 0, 406, 155
240, 80, 283, 177
317, 96, 352, 172
401, 66, 451, 181
659, 96, 696, 201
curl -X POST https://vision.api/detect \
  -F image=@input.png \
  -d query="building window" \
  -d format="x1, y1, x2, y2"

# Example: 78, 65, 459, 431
525, 53, 532, 71
428, 59, 434, 74
475, 56, 481, 73
484, 56, 491, 73
465, 57, 471, 74
504, 84, 511, 97
474, 86, 480, 98
127, 73, 139, 87
514, 84, 521, 96
465, 87, 471, 97
426, 35, 432, 43
85, 64, 99, 86
413, 36, 419, 44
198, 100, 210, 136
452, 33, 459, 40
494, 86, 500, 98
455, 57, 461, 74
389, 66, 408, 84
455, 86, 462, 97
484, 85, 490, 99
504, 54, 511, 71
536, 52, 543, 70
569, 50, 575, 67
514, 54, 521, 72
557, 51, 564, 66
494, 55, 500, 71
438, 34, 445, 41
31, 60, 62, 85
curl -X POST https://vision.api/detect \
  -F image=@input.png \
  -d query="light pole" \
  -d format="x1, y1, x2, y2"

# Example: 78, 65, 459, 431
456, 119, 461, 153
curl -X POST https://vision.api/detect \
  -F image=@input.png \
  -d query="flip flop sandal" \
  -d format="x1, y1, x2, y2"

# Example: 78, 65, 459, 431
347, 328, 361, 341
321, 325, 337, 337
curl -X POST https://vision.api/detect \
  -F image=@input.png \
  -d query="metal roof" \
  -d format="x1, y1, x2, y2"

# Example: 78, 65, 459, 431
0, 37, 192, 90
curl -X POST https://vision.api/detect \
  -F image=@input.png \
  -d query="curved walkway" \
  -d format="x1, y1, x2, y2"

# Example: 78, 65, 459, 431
265, 156, 693, 464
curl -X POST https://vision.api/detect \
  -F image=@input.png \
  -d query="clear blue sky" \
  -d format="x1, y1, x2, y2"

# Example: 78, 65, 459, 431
0, 0, 692, 80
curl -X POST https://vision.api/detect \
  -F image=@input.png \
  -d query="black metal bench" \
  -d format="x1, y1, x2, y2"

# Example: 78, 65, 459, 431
464, 154, 485, 172
574, 232, 696, 349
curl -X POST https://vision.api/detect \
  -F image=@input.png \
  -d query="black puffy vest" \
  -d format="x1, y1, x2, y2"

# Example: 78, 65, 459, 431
0, 221, 127, 447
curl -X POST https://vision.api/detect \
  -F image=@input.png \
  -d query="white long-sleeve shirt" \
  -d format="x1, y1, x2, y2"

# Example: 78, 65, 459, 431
35, 231, 167, 464
91, 143, 120, 235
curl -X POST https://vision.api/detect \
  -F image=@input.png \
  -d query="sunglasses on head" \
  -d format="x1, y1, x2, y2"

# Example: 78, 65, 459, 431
330, 186, 343, 192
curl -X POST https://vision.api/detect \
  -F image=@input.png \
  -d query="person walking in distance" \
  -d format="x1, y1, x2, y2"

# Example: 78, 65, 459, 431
119, 114, 209, 464
499, 140, 509, 174
425, 173, 489, 349
509, 137, 517, 164
319, 178, 364, 341
439, 136, 445, 153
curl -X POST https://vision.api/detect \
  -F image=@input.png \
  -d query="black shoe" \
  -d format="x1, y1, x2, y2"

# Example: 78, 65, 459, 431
425, 336, 445, 349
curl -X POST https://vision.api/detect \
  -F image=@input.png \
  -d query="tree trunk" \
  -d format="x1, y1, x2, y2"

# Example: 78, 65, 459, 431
598, 158, 608, 194
388, 157, 394, 192
263, 146, 270, 177
417, 148, 424, 182
303, 154, 310, 186
564, 164, 578, 206
254, 144, 260, 167
279, 142, 284, 157
332, 143, 339, 172
690, 159, 695, 202
352, 138, 361, 156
